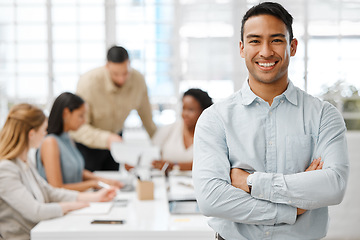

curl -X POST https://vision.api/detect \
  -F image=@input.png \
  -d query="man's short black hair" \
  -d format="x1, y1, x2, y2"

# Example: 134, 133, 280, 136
183, 88, 213, 111
107, 46, 129, 63
241, 2, 294, 43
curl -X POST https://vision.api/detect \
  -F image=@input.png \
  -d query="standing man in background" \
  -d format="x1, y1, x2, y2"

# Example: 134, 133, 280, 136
71, 46, 157, 171
193, 2, 349, 240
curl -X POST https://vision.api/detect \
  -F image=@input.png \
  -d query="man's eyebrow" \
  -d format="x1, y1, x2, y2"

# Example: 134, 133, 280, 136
271, 33, 286, 38
245, 33, 286, 38
246, 34, 260, 39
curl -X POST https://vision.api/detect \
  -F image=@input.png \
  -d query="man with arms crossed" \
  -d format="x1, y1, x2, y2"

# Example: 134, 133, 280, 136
193, 2, 349, 240
72, 46, 156, 171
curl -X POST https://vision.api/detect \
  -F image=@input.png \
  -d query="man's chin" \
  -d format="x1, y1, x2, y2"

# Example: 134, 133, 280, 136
114, 82, 125, 88
252, 73, 284, 85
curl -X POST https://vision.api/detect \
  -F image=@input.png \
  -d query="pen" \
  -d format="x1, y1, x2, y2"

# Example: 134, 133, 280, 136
98, 181, 111, 189
161, 162, 169, 173
178, 181, 194, 189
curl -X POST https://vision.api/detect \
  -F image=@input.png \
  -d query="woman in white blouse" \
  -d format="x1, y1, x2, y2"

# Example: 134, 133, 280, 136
0, 104, 117, 240
152, 88, 213, 171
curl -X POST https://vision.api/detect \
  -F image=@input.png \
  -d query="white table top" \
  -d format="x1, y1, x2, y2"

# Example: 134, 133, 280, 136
31, 172, 214, 240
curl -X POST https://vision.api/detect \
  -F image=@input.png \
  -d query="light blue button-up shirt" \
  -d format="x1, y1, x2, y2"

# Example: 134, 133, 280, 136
193, 80, 349, 240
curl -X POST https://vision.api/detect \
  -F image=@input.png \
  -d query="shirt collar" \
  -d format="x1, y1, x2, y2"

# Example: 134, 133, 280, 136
241, 79, 258, 105
104, 66, 133, 93
104, 67, 119, 93
240, 78, 298, 106
282, 80, 298, 106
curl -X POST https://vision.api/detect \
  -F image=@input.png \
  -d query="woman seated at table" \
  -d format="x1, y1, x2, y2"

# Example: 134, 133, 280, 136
0, 103, 117, 240
36, 92, 123, 191
151, 88, 213, 171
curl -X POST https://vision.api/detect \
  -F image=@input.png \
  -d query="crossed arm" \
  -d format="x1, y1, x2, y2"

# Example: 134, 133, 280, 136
193, 105, 349, 225
230, 157, 323, 215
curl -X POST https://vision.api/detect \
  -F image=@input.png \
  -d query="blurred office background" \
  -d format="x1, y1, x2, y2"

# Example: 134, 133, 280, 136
0, 0, 359, 239
1, 0, 360, 128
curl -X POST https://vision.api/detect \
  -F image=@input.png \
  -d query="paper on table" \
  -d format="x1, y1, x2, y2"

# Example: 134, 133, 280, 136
167, 176, 196, 201
110, 142, 160, 166
67, 202, 113, 215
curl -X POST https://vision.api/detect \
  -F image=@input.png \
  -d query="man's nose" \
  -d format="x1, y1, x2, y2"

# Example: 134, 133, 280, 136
259, 43, 274, 57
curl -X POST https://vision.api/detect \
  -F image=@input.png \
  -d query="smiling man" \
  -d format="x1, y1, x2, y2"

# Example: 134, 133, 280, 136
193, 2, 349, 240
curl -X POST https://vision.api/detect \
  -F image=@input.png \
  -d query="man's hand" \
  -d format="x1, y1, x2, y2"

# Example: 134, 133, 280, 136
305, 157, 323, 172
230, 168, 251, 193
106, 133, 122, 150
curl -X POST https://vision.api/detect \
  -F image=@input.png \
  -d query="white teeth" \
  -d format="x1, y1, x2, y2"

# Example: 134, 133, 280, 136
258, 62, 275, 67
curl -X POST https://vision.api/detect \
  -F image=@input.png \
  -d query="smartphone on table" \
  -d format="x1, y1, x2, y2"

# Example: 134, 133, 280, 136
91, 220, 125, 224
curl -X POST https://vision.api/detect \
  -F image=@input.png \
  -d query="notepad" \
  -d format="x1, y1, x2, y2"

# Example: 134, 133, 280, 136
67, 202, 113, 215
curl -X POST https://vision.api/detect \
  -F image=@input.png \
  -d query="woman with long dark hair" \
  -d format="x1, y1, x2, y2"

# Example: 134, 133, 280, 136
36, 92, 123, 191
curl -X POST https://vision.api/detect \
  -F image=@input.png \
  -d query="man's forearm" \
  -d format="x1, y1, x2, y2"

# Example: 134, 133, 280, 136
194, 176, 297, 225
70, 124, 110, 149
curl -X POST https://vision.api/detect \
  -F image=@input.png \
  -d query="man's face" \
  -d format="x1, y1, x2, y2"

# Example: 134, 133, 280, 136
106, 60, 131, 87
240, 14, 297, 85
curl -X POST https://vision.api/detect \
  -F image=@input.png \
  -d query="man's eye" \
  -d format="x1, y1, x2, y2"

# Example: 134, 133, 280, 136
273, 39, 283, 43
249, 40, 259, 43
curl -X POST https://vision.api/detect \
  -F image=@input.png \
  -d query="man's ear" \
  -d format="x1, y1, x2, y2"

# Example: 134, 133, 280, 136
239, 41, 245, 58
290, 38, 298, 57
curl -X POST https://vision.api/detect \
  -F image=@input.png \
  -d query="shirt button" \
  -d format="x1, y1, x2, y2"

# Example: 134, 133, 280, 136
281, 100, 284, 103
259, 194, 264, 198
288, 200, 292, 204
269, 141, 273, 145
256, 103, 260, 106
265, 231, 270, 236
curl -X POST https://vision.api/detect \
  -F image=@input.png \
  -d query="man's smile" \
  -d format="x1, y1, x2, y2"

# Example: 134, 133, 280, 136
256, 61, 278, 70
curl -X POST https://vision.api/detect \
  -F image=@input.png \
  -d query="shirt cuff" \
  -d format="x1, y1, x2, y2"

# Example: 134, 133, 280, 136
250, 172, 273, 201
276, 203, 297, 225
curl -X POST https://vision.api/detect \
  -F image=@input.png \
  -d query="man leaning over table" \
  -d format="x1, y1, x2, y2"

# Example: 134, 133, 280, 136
71, 46, 157, 172
192, 2, 349, 240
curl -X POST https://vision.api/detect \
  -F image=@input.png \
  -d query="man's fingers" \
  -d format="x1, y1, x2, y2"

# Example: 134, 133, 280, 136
316, 161, 324, 170
306, 157, 321, 172
306, 159, 318, 171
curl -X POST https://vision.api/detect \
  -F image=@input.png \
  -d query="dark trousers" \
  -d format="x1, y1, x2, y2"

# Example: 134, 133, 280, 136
76, 142, 119, 172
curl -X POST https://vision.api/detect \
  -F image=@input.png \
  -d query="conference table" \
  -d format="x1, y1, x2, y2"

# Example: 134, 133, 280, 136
31, 171, 214, 240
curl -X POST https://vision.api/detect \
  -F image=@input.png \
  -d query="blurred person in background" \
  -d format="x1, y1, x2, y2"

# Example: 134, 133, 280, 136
151, 88, 213, 171
0, 103, 116, 240
36, 92, 123, 192
71, 46, 157, 171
